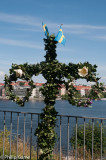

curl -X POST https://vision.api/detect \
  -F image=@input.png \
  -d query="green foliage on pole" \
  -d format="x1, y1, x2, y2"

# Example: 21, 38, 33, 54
4, 30, 105, 159
35, 35, 62, 159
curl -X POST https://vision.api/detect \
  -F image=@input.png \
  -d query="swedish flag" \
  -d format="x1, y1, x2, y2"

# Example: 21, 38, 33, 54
54, 26, 66, 45
42, 22, 49, 38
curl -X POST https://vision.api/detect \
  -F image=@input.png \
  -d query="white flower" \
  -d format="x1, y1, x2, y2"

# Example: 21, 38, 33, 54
14, 69, 24, 78
78, 66, 88, 77
39, 149, 43, 154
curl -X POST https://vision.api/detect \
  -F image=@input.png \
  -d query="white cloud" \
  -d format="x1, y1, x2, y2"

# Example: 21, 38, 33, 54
95, 35, 106, 40
63, 24, 106, 30
97, 65, 106, 84
1, 12, 106, 40
0, 71, 5, 76
62, 24, 106, 39
101, 77, 106, 79
0, 71, 5, 82
0, 38, 43, 49
57, 47, 73, 52
97, 65, 106, 72
16, 28, 42, 32
0, 12, 41, 27
0, 37, 72, 52
0, 60, 12, 66
65, 30, 88, 34
1, 12, 106, 31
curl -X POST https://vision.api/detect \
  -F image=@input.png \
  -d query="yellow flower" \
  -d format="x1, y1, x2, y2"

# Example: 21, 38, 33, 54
14, 69, 24, 78
78, 66, 88, 77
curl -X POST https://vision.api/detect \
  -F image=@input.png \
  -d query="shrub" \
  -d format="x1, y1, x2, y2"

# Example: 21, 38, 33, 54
102, 92, 106, 98
70, 121, 106, 158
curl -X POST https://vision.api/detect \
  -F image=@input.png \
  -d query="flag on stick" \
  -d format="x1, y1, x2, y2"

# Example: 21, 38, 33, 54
42, 22, 49, 38
54, 26, 66, 45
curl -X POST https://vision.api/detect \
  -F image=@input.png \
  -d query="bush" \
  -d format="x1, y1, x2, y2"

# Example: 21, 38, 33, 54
70, 121, 106, 158
102, 92, 106, 98
61, 94, 68, 100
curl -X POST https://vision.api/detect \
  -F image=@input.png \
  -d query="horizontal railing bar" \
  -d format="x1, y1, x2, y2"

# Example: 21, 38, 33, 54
0, 110, 41, 115
57, 115, 106, 120
0, 110, 106, 120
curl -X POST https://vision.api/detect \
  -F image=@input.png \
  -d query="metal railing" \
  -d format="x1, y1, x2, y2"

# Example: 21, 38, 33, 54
0, 110, 106, 160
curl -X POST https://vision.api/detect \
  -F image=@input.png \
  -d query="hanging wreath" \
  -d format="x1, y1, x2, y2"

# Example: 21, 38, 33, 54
4, 63, 37, 106
68, 82, 104, 107
66, 63, 104, 107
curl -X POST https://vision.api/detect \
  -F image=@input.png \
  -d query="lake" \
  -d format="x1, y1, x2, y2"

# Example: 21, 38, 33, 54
0, 99, 106, 154
0, 99, 106, 117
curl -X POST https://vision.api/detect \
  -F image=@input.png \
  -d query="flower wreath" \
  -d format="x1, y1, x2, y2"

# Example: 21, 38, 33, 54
4, 64, 36, 106
67, 66, 104, 107
68, 83, 104, 107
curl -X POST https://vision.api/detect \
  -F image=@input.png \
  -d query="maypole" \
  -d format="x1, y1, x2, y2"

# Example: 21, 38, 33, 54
4, 23, 104, 160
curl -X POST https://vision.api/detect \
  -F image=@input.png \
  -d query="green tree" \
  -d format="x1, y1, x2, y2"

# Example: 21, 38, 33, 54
19, 82, 25, 86
102, 92, 106, 98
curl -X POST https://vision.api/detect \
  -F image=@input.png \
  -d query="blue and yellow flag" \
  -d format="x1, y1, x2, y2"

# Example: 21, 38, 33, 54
54, 26, 66, 45
42, 22, 49, 38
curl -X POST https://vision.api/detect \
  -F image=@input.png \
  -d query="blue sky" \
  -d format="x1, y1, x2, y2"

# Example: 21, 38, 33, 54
0, 0, 106, 84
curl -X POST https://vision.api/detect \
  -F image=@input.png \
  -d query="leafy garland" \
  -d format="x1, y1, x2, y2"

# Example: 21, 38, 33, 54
65, 62, 104, 107
68, 83, 104, 107
4, 61, 104, 107
4, 33, 104, 159
4, 63, 41, 106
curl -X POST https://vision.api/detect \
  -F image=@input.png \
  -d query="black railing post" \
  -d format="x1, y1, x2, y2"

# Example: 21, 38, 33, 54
30, 113, 32, 160
3, 111, 6, 159
23, 113, 26, 160
16, 113, 19, 160
59, 116, 62, 160
10, 112, 12, 157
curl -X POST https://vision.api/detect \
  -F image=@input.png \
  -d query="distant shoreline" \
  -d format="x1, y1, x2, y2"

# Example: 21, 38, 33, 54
0, 96, 61, 101
101, 98, 106, 100
0, 96, 106, 101
0, 96, 9, 100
